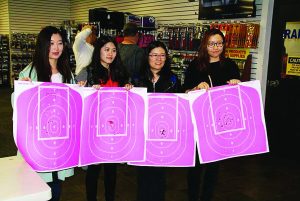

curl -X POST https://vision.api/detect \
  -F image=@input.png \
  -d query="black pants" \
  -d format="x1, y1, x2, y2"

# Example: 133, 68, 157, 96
48, 171, 62, 201
187, 156, 219, 201
137, 166, 166, 201
85, 163, 117, 201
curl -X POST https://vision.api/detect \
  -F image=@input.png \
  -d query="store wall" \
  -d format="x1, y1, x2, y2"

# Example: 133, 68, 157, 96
70, 0, 263, 24
70, 0, 272, 101
70, 0, 199, 24
8, 0, 71, 33
0, 0, 9, 34
1, 0, 273, 101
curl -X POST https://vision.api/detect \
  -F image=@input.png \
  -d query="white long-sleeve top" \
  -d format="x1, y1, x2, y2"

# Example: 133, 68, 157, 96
73, 28, 94, 75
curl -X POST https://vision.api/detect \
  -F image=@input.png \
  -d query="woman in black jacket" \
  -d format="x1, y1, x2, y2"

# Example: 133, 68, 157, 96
135, 41, 181, 93
135, 41, 181, 201
183, 28, 241, 201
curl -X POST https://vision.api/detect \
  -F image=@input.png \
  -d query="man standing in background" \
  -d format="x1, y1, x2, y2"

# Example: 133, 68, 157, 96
119, 22, 146, 83
73, 25, 97, 75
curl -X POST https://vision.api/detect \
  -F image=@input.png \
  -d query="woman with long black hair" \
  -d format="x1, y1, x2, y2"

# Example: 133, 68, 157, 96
76, 35, 131, 201
18, 25, 75, 201
183, 28, 241, 201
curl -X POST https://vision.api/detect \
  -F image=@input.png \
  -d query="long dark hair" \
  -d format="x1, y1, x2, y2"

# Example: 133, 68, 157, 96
88, 36, 128, 86
31, 26, 72, 83
141, 40, 172, 80
196, 28, 226, 71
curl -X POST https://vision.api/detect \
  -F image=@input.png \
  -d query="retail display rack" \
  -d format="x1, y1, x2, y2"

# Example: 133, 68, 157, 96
0, 35, 10, 86
156, 21, 260, 83
9, 33, 37, 87
157, 24, 209, 83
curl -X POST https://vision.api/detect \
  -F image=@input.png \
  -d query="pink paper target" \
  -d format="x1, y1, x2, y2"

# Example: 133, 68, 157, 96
130, 93, 195, 167
15, 82, 82, 171
80, 87, 145, 166
191, 84, 268, 163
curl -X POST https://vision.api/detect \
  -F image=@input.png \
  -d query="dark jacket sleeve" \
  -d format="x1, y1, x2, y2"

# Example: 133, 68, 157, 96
174, 78, 183, 93
183, 60, 200, 91
169, 74, 182, 93
226, 58, 241, 80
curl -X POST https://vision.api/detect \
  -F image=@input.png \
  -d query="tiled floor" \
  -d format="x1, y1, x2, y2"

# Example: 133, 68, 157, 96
58, 155, 300, 201
1, 86, 299, 201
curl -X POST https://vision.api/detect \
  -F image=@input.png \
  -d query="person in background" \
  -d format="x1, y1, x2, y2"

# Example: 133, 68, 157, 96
76, 35, 132, 201
17, 26, 75, 201
183, 28, 240, 201
134, 41, 181, 201
73, 24, 97, 75
118, 22, 146, 83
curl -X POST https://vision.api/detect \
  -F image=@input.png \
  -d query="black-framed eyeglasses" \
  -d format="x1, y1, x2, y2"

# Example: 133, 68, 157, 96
207, 41, 224, 48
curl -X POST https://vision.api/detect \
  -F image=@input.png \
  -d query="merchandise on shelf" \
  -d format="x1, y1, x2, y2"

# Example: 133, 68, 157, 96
157, 22, 259, 83
157, 24, 210, 51
0, 35, 10, 86
10, 33, 37, 84
142, 16, 156, 28
157, 24, 210, 84
170, 50, 198, 85
210, 22, 260, 48
89, 8, 156, 30
126, 15, 142, 27
138, 30, 156, 48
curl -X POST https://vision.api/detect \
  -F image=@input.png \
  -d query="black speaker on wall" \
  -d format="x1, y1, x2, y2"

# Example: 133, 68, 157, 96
89, 8, 125, 29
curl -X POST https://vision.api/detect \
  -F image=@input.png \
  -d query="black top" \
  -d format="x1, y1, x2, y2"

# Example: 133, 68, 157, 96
136, 73, 182, 93
183, 58, 240, 91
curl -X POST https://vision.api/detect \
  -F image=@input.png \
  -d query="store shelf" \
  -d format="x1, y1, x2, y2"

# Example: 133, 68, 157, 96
0, 34, 10, 86
9, 33, 37, 87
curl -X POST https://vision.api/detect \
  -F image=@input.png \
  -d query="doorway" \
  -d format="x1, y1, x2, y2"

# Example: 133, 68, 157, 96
265, 0, 300, 158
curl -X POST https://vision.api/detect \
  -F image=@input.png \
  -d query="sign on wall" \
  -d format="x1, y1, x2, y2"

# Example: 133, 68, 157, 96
283, 22, 300, 76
